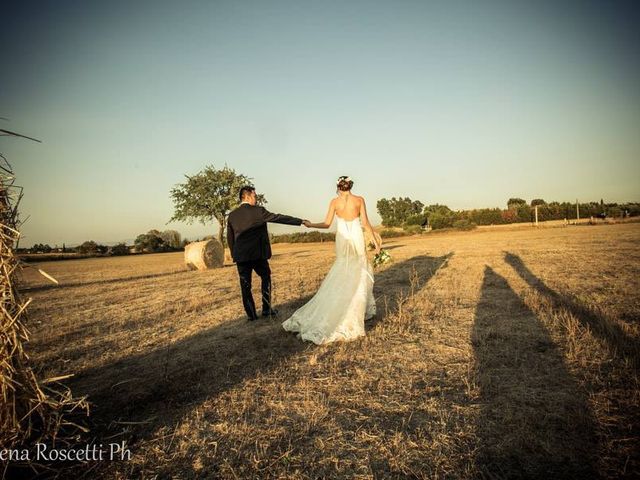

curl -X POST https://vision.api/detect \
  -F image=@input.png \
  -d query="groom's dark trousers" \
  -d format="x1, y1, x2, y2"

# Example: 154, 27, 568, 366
227, 203, 302, 319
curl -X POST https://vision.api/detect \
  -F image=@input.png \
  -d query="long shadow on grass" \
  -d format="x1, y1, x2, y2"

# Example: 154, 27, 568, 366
27, 253, 450, 478
61, 254, 452, 440
368, 252, 452, 332
505, 251, 639, 368
472, 266, 598, 478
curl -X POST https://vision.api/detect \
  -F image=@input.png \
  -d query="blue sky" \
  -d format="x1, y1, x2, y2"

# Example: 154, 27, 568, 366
1, 0, 639, 246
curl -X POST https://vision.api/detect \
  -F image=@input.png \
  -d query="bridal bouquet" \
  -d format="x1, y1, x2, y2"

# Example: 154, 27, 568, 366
373, 248, 392, 268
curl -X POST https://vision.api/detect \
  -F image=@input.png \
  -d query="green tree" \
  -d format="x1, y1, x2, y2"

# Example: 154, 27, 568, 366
376, 198, 396, 226
77, 240, 100, 254
134, 231, 167, 253
170, 165, 266, 245
466, 208, 504, 225
376, 197, 424, 227
515, 204, 533, 222
160, 229, 181, 249
424, 204, 455, 229
32, 243, 52, 253
531, 198, 546, 207
507, 198, 527, 209
110, 243, 129, 256
405, 213, 428, 226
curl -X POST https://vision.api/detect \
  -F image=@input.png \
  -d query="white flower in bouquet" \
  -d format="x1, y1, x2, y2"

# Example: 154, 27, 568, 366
373, 248, 392, 268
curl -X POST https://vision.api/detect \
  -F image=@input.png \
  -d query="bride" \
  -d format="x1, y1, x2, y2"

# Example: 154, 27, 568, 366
282, 176, 381, 344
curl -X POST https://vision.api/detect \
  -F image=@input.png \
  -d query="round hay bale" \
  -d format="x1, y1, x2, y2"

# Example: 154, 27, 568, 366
184, 239, 224, 270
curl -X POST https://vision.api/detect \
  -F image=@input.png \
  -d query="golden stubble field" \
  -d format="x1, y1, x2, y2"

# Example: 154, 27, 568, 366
17, 223, 640, 479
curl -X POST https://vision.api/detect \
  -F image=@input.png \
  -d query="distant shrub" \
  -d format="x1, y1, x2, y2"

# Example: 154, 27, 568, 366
465, 208, 505, 225
515, 205, 533, 223
608, 206, 622, 218
453, 219, 477, 231
134, 231, 172, 253
501, 209, 518, 223
405, 213, 428, 226
159, 229, 182, 249
429, 212, 455, 230
110, 243, 129, 256
402, 225, 423, 235
31, 243, 52, 253
77, 240, 100, 254
272, 231, 335, 243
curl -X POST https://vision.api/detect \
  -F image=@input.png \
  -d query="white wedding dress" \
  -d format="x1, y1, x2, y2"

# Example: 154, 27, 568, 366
282, 216, 376, 344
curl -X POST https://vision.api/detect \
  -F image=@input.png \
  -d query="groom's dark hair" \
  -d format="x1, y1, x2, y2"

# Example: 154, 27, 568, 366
239, 185, 255, 201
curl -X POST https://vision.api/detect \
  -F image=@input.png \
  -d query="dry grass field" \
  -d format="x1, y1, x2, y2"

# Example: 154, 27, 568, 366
15, 222, 640, 479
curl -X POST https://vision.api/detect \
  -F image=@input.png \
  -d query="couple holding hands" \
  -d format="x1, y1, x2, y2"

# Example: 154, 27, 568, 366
226, 176, 381, 345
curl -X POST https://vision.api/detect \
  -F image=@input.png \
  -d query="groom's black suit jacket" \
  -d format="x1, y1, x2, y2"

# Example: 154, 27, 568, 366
227, 203, 303, 263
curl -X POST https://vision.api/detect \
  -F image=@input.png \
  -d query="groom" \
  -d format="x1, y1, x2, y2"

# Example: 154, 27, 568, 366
227, 186, 308, 321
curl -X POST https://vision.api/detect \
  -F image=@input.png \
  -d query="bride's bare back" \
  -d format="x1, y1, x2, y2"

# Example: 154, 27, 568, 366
304, 191, 380, 252
334, 193, 362, 221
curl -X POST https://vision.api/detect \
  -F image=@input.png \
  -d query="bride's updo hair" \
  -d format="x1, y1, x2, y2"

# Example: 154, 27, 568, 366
336, 175, 354, 191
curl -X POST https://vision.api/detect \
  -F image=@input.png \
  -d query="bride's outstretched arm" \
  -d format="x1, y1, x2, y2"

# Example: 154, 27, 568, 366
360, 198, 381, 253
304, 200, 335, 229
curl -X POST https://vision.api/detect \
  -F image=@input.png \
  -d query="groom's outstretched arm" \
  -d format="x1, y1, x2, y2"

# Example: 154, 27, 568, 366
260, 207, 303, 226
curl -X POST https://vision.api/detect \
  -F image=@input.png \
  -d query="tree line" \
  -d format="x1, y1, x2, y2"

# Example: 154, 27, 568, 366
377, 197, 640, 230
24, 229, 186, 256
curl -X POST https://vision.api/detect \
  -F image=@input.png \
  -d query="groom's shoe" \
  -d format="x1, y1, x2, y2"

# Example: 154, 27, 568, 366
261, 308, 279, 318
